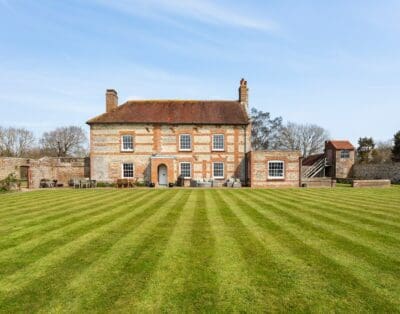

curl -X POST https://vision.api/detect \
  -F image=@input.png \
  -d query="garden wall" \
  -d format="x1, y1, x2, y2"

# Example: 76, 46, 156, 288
0, 157, 90, 188
301, 177, 336, 188
352, 163, 400, 183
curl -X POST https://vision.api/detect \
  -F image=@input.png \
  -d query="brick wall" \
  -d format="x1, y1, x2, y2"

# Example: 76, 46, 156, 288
247, 150, 301, 188
90, 123, 251, 185
0, 157, 88, 188
352, 163, 400, 183
334, 150, 355, 178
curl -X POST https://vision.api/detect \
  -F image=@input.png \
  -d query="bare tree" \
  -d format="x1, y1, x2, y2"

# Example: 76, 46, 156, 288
280, 122, 329, 157
250, 108, 283, 150
371, 140, 393, 164
40, 126, 88, 157
0, 127, 35, 157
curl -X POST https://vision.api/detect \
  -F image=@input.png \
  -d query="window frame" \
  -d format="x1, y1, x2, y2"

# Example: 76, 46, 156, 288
340, 149, 350, 159
212, 162, 225, 179
122, 163, 134, 178
121, 134, 134, 152
179, 162, 192, 179
268, 160, 285, 180
179, 134, 192, 151
212, 134, 225, 151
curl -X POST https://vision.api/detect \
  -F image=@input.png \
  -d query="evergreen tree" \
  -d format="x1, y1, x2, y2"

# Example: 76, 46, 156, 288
357, 137, 375, 163
392, 131, 400, 162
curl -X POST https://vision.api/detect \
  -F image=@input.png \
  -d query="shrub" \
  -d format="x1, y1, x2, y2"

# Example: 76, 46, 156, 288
0, 173, 20, 192
96, 182, 116, 188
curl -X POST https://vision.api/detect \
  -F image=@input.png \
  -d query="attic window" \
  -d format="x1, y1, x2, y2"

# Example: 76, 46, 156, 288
341, 150, 350, 158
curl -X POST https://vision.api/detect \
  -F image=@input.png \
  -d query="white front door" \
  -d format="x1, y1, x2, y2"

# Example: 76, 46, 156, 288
158, 165, 168, 185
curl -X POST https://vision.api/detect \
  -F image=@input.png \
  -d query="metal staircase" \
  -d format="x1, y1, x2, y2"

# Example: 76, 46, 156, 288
302, 157, 327, 178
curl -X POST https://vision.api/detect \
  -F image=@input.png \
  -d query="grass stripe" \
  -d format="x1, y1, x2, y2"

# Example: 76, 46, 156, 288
225, 190, 399, 312
233, 190, 400, 308
0, 191, 154, 276
270, 195, 400, 260
243, 190, 400, 277
0, 190, 150, 250
0, 190, 98, 218
44, 190, 191, 313
0, 190, 175, 313
303, 188, 400, 211
259, 189, 400, 249
168, 189, 218, 312
0, 190, 115, 226
202, 190, 258, 312
125, 190, 198, 312
0, 190, 143, 250
285, 189, 400, 222
254, 189, 400, 233
210, 189, 299, 312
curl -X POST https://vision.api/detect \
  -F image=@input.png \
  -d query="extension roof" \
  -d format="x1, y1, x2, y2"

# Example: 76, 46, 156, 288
87, 100, 249, 125
326, 140, 355, 150
302, 153, 325, 166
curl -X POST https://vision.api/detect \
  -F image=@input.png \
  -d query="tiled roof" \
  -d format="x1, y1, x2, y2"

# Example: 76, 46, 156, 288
326, 140, 355, 150
87, 100, 249, 125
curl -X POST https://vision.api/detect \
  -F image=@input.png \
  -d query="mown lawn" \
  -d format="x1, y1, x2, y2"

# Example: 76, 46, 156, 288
0, 187, 400, 313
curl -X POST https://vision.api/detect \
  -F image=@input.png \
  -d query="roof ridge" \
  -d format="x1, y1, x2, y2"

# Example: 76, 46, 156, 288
124, 99, 239, 103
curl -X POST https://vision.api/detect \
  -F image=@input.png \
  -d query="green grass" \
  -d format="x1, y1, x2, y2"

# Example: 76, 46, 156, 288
1, 187, 400, 313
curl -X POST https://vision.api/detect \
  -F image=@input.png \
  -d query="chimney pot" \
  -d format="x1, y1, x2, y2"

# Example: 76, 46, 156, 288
106, 89, 118, 113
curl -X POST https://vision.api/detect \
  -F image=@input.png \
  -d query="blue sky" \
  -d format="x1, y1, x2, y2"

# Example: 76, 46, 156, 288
0, 0, 399, 145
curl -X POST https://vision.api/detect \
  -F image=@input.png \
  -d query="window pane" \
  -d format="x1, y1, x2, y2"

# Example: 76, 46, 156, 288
213, 134, 224, 150
213, 162, 224, 178
180, 134, 191, 150
341, 150, 350, 158
180, 163, 191, 177
122, 135, 133, 151
268, 162, 284, 178
123, 163, 134, 178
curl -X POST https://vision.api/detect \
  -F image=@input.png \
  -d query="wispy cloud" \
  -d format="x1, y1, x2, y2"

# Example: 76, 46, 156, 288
92, 0, 278, 32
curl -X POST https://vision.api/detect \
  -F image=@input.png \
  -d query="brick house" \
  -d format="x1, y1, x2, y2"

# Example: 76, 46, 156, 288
87, 79, 302, 187
325, 140, 355, 179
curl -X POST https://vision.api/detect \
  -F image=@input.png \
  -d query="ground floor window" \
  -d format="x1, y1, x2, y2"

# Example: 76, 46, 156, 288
268, 161, 284, 179
213, 162, 224, 179
122, 163, 134, 178
180, 162, 191, 178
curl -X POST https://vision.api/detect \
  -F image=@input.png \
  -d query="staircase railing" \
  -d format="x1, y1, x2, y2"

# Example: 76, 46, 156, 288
303, 157, 327, 178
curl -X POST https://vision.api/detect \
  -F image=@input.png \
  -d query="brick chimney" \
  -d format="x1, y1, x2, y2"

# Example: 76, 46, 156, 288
106, 89, 118, 113
238, 78, 248, 108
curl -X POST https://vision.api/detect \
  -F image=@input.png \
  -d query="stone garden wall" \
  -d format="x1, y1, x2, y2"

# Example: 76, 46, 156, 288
352, 163, 400, 183
0, 157, 90, 188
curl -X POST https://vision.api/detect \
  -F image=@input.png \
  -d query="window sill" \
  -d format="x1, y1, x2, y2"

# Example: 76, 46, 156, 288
212, 149, 225, 152
121, 150, 134, 153
179, 149, 192, 152
267, 177, 285, 181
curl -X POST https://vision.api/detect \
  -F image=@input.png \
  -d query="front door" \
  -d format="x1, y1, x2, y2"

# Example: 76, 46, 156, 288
158, 165, 168, 185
